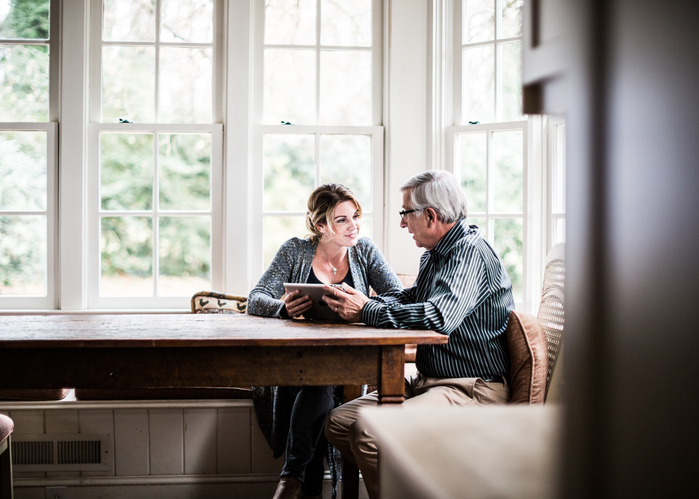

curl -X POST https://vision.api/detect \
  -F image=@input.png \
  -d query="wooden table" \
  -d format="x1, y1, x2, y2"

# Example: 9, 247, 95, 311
0, 313, 446, 402
0, 313, 447, 498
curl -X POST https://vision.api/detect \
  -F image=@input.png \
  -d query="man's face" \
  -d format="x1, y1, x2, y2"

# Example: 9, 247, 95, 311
400, 191, 435, 250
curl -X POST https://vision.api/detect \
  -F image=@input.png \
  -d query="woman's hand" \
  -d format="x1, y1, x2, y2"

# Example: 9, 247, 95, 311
283, 289, 313, 318
321, 284, 369, 322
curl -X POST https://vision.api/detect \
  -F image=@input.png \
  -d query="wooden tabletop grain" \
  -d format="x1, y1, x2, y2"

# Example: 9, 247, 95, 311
0, 313, 448, 348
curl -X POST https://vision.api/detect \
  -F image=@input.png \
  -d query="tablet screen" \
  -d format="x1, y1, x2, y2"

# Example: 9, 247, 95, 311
283, 283, 344, 321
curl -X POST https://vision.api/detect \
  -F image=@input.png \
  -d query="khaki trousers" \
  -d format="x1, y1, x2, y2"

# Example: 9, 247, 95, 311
325, 373, 510, 499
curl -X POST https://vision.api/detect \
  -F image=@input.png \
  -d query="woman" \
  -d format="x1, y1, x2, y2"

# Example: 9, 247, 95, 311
247, 184, 402, 499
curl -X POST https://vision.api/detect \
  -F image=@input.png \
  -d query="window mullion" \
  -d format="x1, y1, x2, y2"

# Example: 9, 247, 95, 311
152, 132, 159, 298
154, 0, 161, 123
315, 0, 321, 125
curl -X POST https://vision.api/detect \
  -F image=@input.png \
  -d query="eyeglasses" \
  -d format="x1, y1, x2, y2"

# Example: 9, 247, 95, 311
399, 208, 422, 220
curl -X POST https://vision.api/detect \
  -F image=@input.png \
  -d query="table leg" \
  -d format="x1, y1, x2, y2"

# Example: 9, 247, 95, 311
341, 457, 360, 499
379, 344, 405, 404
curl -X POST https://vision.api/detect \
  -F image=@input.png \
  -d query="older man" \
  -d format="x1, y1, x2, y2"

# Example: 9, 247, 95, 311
322, 170, 514, 499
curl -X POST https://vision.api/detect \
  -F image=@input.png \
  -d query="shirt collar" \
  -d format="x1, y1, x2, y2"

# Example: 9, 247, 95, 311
430, 219, 471, 257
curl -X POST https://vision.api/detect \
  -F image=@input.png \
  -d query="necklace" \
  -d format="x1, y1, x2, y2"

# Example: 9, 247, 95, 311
318, 247, 342, 276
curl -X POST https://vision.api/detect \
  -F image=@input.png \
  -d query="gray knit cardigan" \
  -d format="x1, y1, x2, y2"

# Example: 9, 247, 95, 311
247, 236, 403, 317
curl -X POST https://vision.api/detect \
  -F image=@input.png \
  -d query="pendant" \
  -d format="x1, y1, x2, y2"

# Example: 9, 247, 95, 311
332, 267, 337, 275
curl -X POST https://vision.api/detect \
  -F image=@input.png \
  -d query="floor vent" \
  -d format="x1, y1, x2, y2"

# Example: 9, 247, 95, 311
12, 433, 111, 471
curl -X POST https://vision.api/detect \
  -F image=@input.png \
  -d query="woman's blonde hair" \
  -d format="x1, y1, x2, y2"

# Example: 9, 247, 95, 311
306, 184, 362, 245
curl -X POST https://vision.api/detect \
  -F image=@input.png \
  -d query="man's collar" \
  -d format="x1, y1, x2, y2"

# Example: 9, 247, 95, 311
430, 219, 468, 256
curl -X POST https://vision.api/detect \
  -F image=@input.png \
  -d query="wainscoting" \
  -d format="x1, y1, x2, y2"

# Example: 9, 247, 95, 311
1, 393, 368, 498
1, 394, 283, 498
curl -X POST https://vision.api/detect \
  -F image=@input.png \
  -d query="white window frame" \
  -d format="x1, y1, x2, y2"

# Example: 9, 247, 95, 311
447, 120, 533, 311
85, 0, 225, 309
0, 123, 58, 309
249, 0, 385, 286
546, 115, 566, 251
435, 0, 546, 313
0, 0, 60, 310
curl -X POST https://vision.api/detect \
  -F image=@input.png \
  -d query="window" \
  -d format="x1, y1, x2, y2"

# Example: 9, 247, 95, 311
0, 0, 58, 308
252, 0, 383, 277
454, 122, 527, 303
87, 0, 224, 308
547, 116, 566, 248
447, 0, 531, 309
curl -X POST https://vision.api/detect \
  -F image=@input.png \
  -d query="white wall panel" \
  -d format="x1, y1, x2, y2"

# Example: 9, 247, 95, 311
385, 0, 429, 274
150, 409, 184, 475
114, 410, 149, 476
217, 407, 252, 474
9, 410, 44, 433
184, 409, 218, 474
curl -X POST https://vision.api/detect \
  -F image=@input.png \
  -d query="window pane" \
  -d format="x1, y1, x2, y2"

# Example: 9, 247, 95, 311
159, 133, 211, 211
0, 215, 46, 296
103, 0, 155, 42
102, 45, 155, 123
159, 47, 212, 123
264, 0, 316, 45
158, 216, 210, 296
263, 49, 316, 124
320, 0, 371, 47
463, 0, 494, 44
0, 131, 47, 211
101, 216, 153, 296
160, 0, 213, 43
493, 130, 523, 213
263, 134, 315, 211
0, 44, 49, 121
101, 133, 153, 211
0, 0, 50, 39
500, 41, 523, 121
458, 133, 486, 213
501, 0, 523, 38
319, 50, 371, 125
462, 45, 494, 123
320, 134, 371, 209
263, 215, 308, 269
493, 217, 522, 301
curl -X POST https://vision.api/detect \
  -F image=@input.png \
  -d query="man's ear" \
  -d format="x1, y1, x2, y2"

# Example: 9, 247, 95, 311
425, 207, 437, 226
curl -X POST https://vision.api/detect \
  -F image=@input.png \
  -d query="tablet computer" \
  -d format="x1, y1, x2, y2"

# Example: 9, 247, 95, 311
283, 283, 344, 321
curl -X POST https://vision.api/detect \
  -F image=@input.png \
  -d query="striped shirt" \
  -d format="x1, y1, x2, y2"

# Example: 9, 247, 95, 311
362, 220, 514, 379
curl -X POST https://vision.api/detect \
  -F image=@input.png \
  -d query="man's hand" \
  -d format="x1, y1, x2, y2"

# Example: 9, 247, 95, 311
322, 283, 369, 322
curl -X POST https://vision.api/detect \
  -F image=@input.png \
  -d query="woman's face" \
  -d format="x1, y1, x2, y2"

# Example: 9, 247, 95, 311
319, 200, 361, 247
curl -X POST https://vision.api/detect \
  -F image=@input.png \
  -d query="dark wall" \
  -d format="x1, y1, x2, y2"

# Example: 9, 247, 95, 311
560, 1, 699, 496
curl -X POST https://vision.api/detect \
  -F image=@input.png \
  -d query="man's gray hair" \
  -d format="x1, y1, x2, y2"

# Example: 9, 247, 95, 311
400, 170, 468, 223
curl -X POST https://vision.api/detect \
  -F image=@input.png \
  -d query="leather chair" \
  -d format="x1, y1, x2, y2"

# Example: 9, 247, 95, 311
0, 414, 14, 499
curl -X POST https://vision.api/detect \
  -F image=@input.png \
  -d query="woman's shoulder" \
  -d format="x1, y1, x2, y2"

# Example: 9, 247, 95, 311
278, 236, 313, 255
355, 236, 379, 252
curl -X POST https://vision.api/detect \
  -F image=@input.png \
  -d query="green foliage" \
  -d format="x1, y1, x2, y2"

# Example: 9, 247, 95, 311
0, 0, 51, 121
101, 217, 153, 278
0, 0, 50, 39
158, 133, 210, 210
0, 129, 48, 294
101, 133, 153, 210
99, 133, 213, 282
